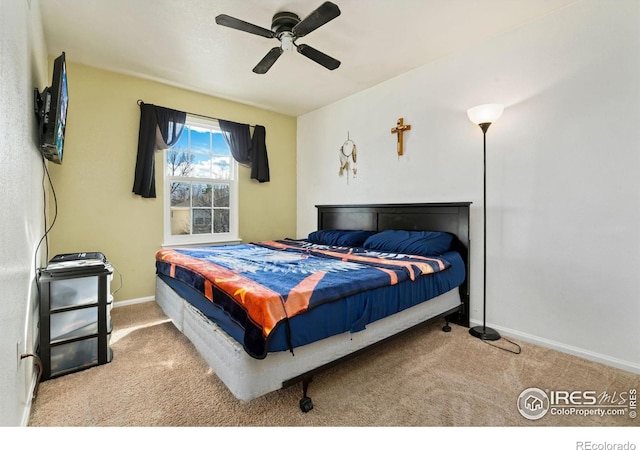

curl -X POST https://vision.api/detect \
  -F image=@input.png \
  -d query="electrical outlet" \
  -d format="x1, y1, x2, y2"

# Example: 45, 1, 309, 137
16, 340, 22, 366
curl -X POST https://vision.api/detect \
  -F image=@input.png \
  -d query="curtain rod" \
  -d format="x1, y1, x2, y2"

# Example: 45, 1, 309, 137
136, 99, 255, 129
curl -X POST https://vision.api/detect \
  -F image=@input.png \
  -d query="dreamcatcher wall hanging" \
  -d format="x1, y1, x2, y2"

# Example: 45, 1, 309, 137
339, 132, 357, 183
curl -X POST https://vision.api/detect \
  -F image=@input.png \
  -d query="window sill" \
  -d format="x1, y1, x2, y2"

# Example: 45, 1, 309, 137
162, 237, 242, 248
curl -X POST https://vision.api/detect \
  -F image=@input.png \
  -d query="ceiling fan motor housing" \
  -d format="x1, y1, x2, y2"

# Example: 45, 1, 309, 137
271, 12, 300, 35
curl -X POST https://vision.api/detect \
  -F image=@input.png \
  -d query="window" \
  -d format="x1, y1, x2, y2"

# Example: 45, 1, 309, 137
163, 115, 238, 246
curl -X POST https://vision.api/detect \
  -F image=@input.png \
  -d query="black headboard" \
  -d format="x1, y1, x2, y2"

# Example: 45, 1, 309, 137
316, 202, 470, 327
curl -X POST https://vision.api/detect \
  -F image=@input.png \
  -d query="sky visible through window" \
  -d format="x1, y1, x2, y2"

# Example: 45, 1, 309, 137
169, 125, 231, 180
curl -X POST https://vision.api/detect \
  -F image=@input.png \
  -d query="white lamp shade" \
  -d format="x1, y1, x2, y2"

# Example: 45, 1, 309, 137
467, 104, 504, 125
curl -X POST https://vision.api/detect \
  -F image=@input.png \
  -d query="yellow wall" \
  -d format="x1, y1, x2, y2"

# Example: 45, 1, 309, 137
48, 62, 297, 302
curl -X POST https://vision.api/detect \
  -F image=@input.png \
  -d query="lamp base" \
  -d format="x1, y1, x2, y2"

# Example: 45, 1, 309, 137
469, 325, 501, 341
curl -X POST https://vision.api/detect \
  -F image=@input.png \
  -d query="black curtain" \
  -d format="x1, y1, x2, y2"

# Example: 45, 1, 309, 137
219, 119, 252, 167
219, 119, 270, 183
250, 125, 270, 183
132, 103, 186, 198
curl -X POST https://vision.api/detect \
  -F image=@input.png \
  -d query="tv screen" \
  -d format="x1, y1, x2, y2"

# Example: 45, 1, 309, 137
40, 52, 68, 164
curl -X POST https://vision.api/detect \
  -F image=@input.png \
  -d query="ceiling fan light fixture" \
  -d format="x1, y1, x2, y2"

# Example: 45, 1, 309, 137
280, 32, 294, 51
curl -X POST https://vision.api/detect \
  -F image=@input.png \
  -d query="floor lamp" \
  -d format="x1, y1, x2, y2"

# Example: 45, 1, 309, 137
467, 103, 504, 341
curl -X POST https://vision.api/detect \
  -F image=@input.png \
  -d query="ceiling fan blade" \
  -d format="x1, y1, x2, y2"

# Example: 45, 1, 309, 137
292, 1, 341, 38
215, 14, 275, 39
296, 44, 340, 70
253, 47, 284, 74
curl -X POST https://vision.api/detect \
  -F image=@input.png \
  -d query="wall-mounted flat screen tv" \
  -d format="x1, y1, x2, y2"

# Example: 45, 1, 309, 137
38, 52, 68, 164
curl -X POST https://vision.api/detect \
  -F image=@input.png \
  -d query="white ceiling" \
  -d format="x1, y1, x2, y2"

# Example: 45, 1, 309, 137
39, 0, 577, 117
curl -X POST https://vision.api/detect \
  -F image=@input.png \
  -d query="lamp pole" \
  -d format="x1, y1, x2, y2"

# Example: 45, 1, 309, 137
467, 104, 504, 341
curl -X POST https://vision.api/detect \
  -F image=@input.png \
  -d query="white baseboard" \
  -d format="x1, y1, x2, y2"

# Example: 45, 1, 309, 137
470, 319, 640, 375
20, 370, 39, 427
113, 295, 154, 308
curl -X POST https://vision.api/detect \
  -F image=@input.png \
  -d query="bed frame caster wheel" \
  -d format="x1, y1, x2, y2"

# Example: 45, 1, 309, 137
299, 377, 314, 412
300, 396, 314, 413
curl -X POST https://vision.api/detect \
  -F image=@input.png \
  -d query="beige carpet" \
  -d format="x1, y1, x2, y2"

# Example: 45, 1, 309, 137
28, 301, 638, 427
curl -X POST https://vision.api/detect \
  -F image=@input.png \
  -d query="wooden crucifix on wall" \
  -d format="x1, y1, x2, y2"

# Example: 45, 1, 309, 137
391, 117, 411, 156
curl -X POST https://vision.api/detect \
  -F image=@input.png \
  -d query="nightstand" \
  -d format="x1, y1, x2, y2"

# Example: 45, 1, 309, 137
38, 264, 113, 380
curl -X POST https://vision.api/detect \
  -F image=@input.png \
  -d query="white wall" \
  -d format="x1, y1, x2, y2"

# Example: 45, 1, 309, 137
297, 0, 640, 373
0, 0, 48, 426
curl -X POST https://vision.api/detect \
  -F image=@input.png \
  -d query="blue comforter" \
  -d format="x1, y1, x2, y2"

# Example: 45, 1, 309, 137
156, 239, 452, 358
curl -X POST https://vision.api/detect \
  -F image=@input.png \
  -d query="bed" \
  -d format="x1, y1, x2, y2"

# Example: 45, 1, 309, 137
154, 202, 471, 411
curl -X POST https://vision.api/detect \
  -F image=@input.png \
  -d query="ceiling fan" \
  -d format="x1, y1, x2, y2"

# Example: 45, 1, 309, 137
215, 1, 341, 74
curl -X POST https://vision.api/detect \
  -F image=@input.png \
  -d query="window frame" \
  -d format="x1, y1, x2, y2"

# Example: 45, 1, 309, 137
162, 115, 239, 247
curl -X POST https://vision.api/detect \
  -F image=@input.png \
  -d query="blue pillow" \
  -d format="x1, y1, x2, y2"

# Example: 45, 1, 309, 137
307, 230, 375, 247
363, 230, 454, 256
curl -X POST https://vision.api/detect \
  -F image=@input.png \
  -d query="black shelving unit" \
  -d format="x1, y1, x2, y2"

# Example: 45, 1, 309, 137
38, 265, 113, 380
